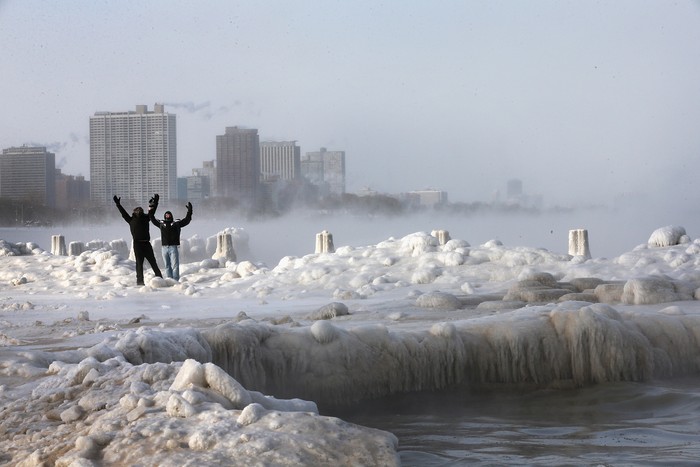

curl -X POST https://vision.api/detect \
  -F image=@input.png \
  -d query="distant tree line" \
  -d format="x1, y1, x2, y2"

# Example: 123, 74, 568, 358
0, 193, 562, 228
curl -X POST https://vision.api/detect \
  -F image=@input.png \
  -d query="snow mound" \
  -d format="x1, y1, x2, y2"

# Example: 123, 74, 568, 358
648, 225, 689, 248
621, 277, 694, 304
0, 356, 398, 466
416, 291, 463, 310
307, 302, 350, 320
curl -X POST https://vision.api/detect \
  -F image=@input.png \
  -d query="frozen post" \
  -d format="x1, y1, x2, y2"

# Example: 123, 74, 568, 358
68, 241, 85, 256
315, 230, 335, 254
51, 235, 67, 256
110, 239, 129, 257
568, 229, 591, 259
214, 232, 237, 262
205, 235, 218, 257
432, 229, 451, 245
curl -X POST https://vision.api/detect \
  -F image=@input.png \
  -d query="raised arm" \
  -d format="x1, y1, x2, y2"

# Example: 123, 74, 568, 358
148, 194, 160, 227
179, 202, 193, 228
113, 196, 130, 222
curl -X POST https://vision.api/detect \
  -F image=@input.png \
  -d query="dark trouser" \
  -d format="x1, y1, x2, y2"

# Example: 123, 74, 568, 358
133, 240, 163, 284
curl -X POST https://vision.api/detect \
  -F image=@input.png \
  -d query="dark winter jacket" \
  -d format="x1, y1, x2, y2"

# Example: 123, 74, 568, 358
151, 205, 192, 246
116, 203, 154, 242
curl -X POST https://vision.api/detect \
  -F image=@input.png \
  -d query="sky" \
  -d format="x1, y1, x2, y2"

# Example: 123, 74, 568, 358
1, 0, 699, 205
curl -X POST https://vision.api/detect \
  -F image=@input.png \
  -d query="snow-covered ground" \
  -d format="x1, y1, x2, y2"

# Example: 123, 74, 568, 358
2, 223, 700, 465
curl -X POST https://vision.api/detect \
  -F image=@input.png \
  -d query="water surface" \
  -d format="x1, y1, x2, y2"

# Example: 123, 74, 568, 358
339, 379, 700, 466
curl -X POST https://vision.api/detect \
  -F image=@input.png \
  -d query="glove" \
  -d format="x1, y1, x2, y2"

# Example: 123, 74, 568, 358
186, 202, 192, 214
148, 193, 160, 208
113, 195, 121, 205
154, 193, 160, 203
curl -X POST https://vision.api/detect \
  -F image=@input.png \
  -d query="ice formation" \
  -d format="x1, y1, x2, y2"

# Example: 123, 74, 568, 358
111, 302, 700, 408
568, 228, 591, 259
648, 225, 689, 247
0, 355, 398, 465
315, 230, 335, 253
2, 225, 700, 464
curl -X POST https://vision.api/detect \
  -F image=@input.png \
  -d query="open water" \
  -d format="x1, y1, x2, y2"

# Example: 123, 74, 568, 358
340, 379, 700, 466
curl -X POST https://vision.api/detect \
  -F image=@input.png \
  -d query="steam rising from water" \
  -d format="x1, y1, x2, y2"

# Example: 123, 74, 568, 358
3, 203, 699, 267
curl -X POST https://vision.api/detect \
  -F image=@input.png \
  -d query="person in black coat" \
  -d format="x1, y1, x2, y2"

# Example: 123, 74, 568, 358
113, 194, 163, 285
150, 196, 192, 281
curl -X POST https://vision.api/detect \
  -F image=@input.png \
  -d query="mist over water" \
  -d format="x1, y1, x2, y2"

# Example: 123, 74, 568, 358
3, 202, 699, 266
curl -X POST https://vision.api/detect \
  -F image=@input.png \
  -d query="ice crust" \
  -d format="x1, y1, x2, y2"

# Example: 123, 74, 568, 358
2, 225, 700, 464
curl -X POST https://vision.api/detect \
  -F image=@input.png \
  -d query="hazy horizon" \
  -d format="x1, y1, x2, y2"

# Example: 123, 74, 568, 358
2, 200, 698, 267
1, 1, 699, 207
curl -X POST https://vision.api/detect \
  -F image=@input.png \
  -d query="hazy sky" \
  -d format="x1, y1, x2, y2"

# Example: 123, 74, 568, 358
1, 0, 699, 205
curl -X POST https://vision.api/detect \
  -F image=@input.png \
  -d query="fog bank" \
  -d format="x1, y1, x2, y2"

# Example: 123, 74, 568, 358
3, 202, 698, 266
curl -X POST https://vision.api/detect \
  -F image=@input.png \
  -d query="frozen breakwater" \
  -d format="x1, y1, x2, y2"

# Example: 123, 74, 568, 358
1, 224, 700, 465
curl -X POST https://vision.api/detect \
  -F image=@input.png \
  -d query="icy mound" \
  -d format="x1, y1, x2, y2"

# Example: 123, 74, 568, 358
0, 356, 398, 466
0, 240, 43, 256
256, 231, 573, 300
648, 225, 689, 248
621, 276, 695, 304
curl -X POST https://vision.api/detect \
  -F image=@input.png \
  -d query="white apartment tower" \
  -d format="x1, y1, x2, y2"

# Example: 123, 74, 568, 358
260, 141, 301, 182
90, 104, 177, 205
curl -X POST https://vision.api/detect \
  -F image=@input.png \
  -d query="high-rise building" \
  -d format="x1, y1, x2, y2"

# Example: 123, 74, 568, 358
260, 141, 301, 182
194, 160, 217, 198
90, 104, 177, 206
216, 127, 260, 204
301, 147, 345, 195
0, 146, 56, 207
300, 151, 324, 186
183, 175, 210, 200
406, 189, 448, 207
55, 170, 90, 209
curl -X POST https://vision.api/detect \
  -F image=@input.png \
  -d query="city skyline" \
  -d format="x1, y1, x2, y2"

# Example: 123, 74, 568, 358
1, 1, 699, 208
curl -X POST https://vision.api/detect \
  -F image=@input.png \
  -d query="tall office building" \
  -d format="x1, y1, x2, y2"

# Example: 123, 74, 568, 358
0, 146, 56, 207
260, 141, 301, 182
90, 104, 177, 205
216, 127, 260, 204
55, 170, 90, 209
301, 147, 345, 195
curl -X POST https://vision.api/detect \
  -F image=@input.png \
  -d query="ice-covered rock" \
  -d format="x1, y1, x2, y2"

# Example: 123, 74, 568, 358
648, 225, 689, 248
307, 302, 350, 320
415, 291, 462, 310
